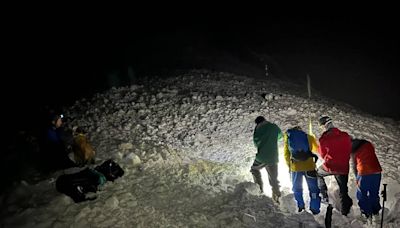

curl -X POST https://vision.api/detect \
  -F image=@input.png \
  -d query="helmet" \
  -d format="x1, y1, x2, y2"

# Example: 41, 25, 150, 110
318, 115, 332, 126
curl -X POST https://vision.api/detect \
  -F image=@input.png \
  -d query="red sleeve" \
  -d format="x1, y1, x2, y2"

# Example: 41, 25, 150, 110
318, 136, 327, 159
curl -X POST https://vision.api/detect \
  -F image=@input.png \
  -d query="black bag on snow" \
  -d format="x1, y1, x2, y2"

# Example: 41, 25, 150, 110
56, 168, 105, 203
94, 159, 124, 181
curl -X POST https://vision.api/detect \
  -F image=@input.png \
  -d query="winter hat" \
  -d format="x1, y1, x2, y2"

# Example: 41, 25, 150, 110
318, 115, 332, 126
291, 126, 302, 131
255, 116, 266, 124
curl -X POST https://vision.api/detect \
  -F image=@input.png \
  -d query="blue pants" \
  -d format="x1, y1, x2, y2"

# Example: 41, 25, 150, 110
356, 173, 382, 215
292, 171, 321, 213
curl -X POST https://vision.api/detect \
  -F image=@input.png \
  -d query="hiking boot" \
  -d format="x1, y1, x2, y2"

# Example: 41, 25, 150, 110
372, 213, 381, 224
341, 198, 353, 216
359, 213, 370, 223
321, 195, 329, 204
310, 208, 320, 215
298, 207, 305, 212
272, 192, 280, 204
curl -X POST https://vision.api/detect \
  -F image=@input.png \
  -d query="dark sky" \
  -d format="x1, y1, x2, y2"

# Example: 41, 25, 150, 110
3, 12, 399, 134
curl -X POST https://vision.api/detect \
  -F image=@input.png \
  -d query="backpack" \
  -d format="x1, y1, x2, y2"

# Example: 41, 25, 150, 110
94, 159, 124, 182
287, 129, 313, 162
56, 168, 106, 203
56, 159, 124, 203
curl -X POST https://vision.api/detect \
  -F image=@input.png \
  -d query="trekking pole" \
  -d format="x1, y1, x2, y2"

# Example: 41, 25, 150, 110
325, 203, 333, 228
380, 183, 387, 228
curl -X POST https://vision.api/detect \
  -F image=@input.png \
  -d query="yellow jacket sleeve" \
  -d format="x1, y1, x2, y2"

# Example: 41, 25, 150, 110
307, 135, 319, 154
283, 133, 291, 168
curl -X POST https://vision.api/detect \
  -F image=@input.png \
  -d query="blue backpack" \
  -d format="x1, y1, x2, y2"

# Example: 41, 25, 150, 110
287, 129, 312, 161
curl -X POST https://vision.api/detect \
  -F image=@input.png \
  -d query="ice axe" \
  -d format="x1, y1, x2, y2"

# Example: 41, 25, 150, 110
380, 183, 387, 228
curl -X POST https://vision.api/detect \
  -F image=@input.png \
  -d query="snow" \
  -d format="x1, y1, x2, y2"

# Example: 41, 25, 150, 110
1, 69, 399, 227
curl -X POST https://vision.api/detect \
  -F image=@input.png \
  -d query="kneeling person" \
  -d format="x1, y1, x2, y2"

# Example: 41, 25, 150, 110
72, 126, 96, 166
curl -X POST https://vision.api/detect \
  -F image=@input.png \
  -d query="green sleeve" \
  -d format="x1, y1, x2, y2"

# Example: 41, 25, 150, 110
277, 126, 283, 141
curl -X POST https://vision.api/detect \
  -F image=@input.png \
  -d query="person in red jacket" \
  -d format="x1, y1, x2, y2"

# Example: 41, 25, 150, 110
351, 138, 382, 221
317, 115, 353, 216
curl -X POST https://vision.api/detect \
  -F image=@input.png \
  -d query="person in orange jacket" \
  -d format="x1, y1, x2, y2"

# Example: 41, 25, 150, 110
351, 138, 382, 220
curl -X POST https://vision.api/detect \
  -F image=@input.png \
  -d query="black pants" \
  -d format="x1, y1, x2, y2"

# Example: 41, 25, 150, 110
317, 166, 353, 215
250, 161, 280, 195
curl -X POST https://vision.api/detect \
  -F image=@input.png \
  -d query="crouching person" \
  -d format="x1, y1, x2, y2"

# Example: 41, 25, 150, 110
72, 126, 96, 166
351, 138, 382, 222
284, 126, 321, 214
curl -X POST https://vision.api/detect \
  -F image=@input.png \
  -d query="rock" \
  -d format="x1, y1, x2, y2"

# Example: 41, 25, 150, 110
105, 196, 119, 209
350, 219, 363, 228
265, 93, 274, 101
242, 213, 256, 224
125, 152, 142, 167
119, 143, 133, 151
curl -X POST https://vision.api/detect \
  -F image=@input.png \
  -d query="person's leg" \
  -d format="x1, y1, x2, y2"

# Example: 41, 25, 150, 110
335, 174, 353, 216
292, 171, 305, 211
368, 173, 382, 215
250, 160, 265, 193
305, 170, 321, 214
265, 163, 280, 197
356, 175, 372, 217
316, 166, 331, 202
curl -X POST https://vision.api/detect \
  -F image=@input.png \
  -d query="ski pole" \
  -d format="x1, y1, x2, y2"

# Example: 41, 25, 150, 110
325, 203, 333, 228
380, 183, 387, 228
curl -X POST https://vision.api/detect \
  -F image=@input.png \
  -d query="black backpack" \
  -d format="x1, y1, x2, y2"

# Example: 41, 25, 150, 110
56, 168, 106, 203
56, 159, 124, 203
94, 159, 124, 182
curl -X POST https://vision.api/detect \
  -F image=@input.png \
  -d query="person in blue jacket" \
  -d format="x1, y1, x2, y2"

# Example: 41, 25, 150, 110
42, 113, 76, 171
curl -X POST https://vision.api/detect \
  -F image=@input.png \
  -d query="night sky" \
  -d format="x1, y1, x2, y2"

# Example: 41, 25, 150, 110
3, 12, 399, 135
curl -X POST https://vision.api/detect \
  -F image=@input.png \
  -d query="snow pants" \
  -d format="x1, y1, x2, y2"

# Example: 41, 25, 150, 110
291, 170, 321, 214
356, 173, 382, 216
317, 166, 353, 215
250, 161, 280, 196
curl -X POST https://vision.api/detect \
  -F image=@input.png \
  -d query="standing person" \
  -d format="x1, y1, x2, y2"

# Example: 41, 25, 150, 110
251, 116, 283, 203
351, 138, 382, 222
317, 115, 353, 216
284, 126, 321, 214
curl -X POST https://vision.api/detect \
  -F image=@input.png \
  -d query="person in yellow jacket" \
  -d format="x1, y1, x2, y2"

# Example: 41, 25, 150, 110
284, 126, 321, 214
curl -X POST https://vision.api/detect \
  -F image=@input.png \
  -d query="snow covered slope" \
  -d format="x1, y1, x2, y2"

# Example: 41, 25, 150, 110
1, 70, 399, 227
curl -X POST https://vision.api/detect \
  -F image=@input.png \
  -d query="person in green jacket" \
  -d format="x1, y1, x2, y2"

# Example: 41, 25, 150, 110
251, 116, 283, 203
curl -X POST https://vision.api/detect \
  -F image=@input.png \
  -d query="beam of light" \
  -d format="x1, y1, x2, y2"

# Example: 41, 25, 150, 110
308, 117, 314, 137
307, 74, 314, 137
261, 144, 309, 198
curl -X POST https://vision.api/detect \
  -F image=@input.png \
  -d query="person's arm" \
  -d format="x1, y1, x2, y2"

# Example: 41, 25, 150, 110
307, 134, 320, 163
318, 136, 327, 160
350, 152, 358, 177
283, 133, 291, 168
253, 126, 258, 147
307, 135, 319, 153
277, 127, 283, 141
